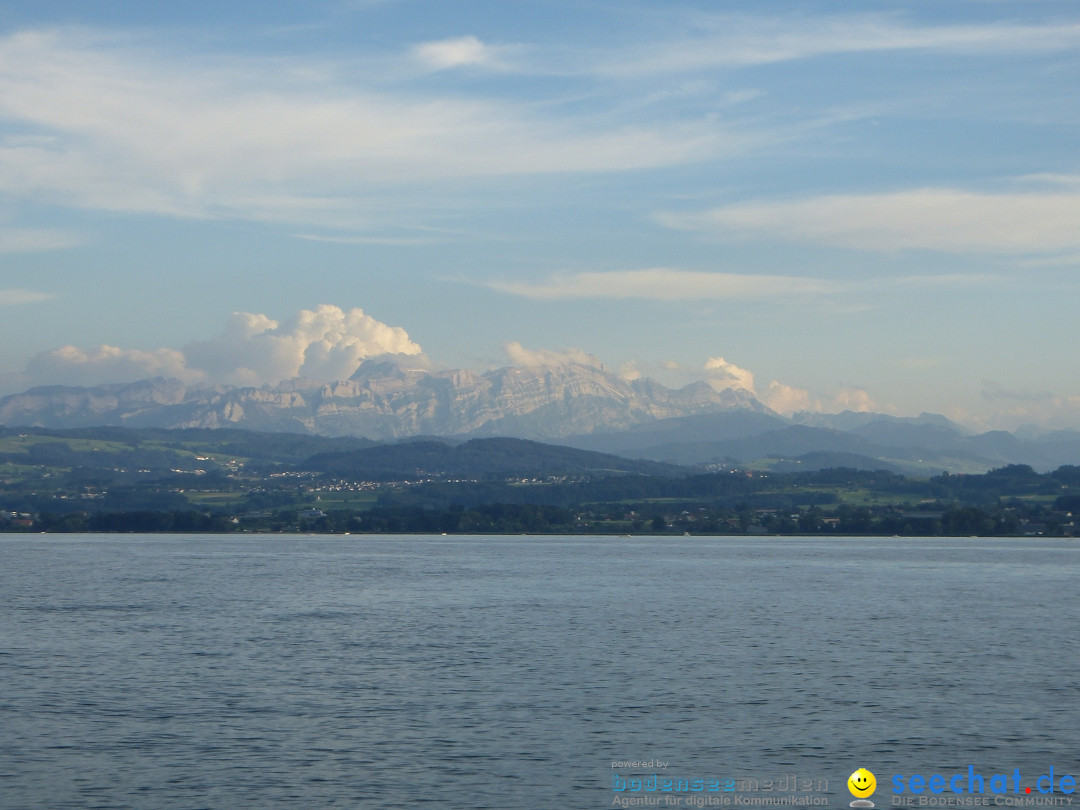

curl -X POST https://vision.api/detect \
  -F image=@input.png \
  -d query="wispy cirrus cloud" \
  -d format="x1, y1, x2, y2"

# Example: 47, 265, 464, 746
1018, 173, 1080, 188
3, 15, 1073, 238
0, 28, 728, 232
0, 227, 84, 253
0, 288, 55, 306
594, 14, 1080, 76
482, 267, 996, 301
292, 232, 439, 246
483, 268, 839, 300
982, 380, 1056, 403
659, 188, 1080, 255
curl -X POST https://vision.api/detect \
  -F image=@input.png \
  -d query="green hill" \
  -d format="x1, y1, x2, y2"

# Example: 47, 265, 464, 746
303, 436, 685, 480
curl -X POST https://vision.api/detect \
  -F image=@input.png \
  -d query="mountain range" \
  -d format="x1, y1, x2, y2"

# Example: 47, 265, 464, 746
2, 356, 1079, 473
0, 356, 763, 439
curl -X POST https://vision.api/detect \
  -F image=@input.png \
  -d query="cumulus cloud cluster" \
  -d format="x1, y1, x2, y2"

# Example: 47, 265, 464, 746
499, 343, 879, 417
702, 356, 756, 392
20, 304, 879, 418
28, 345, 190, 388
662, 356, 877, 416
24, 305, 423, 389
759, 382, 878, 415
183, 307, 422, 386
502, 342, 604, 369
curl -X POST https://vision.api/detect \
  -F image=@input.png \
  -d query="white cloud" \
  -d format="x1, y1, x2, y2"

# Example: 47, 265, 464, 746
24, 304, 423, 388
413, 36, 503, 71
26, 345, 192, 387
702, 356, 755, 392
18, 306, 892, 422
484, 266, 994, 304
660, 188, 1080, 254
184, 305, 422, 386
502, 341, 603, 369
485, 268, 838, 300
761, 381, 813, 415
1019, 253, 1080, 268
657, 356, 879, 417
292, 233, 438, 246
0, 227, 83, 253
981, 381, 1055, 403
597, 15, 1080, 76
759, 381, 878, 416
829, 387, 877, 413
0, 288, 54, 306
1018, 173, 1080, 189
0, 28, 725, 230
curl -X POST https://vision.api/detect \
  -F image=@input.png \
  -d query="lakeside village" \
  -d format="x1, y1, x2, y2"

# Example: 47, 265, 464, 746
3, 458, 1079, 536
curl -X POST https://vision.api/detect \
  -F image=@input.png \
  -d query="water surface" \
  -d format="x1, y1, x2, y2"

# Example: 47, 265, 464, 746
1, 534, 1076, 808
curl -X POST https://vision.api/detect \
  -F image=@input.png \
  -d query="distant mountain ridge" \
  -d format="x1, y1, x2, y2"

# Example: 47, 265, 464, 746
5, 360, 1080, 473
0, 357, 767, 440
563, 409, 1080, 474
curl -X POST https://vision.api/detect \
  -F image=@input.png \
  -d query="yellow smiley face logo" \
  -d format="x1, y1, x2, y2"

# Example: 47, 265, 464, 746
848, 769, 877, 798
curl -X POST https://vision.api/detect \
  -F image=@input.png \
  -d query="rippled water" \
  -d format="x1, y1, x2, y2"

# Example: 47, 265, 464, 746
1, 534, 1077, 809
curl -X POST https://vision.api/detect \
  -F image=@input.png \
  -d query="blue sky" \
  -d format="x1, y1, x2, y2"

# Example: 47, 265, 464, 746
1, 0, 1079, 429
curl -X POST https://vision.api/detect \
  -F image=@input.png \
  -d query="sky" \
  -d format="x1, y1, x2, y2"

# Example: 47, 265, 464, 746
1, 0, 1079, 431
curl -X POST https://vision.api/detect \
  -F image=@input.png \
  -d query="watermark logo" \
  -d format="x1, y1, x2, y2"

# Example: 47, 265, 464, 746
849, 769, 878, 808
890, 766, 1076, 806
609, 766, 829, 807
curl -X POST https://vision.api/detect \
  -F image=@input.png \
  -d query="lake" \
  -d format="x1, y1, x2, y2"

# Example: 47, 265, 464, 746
1, 534, 1077, 809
